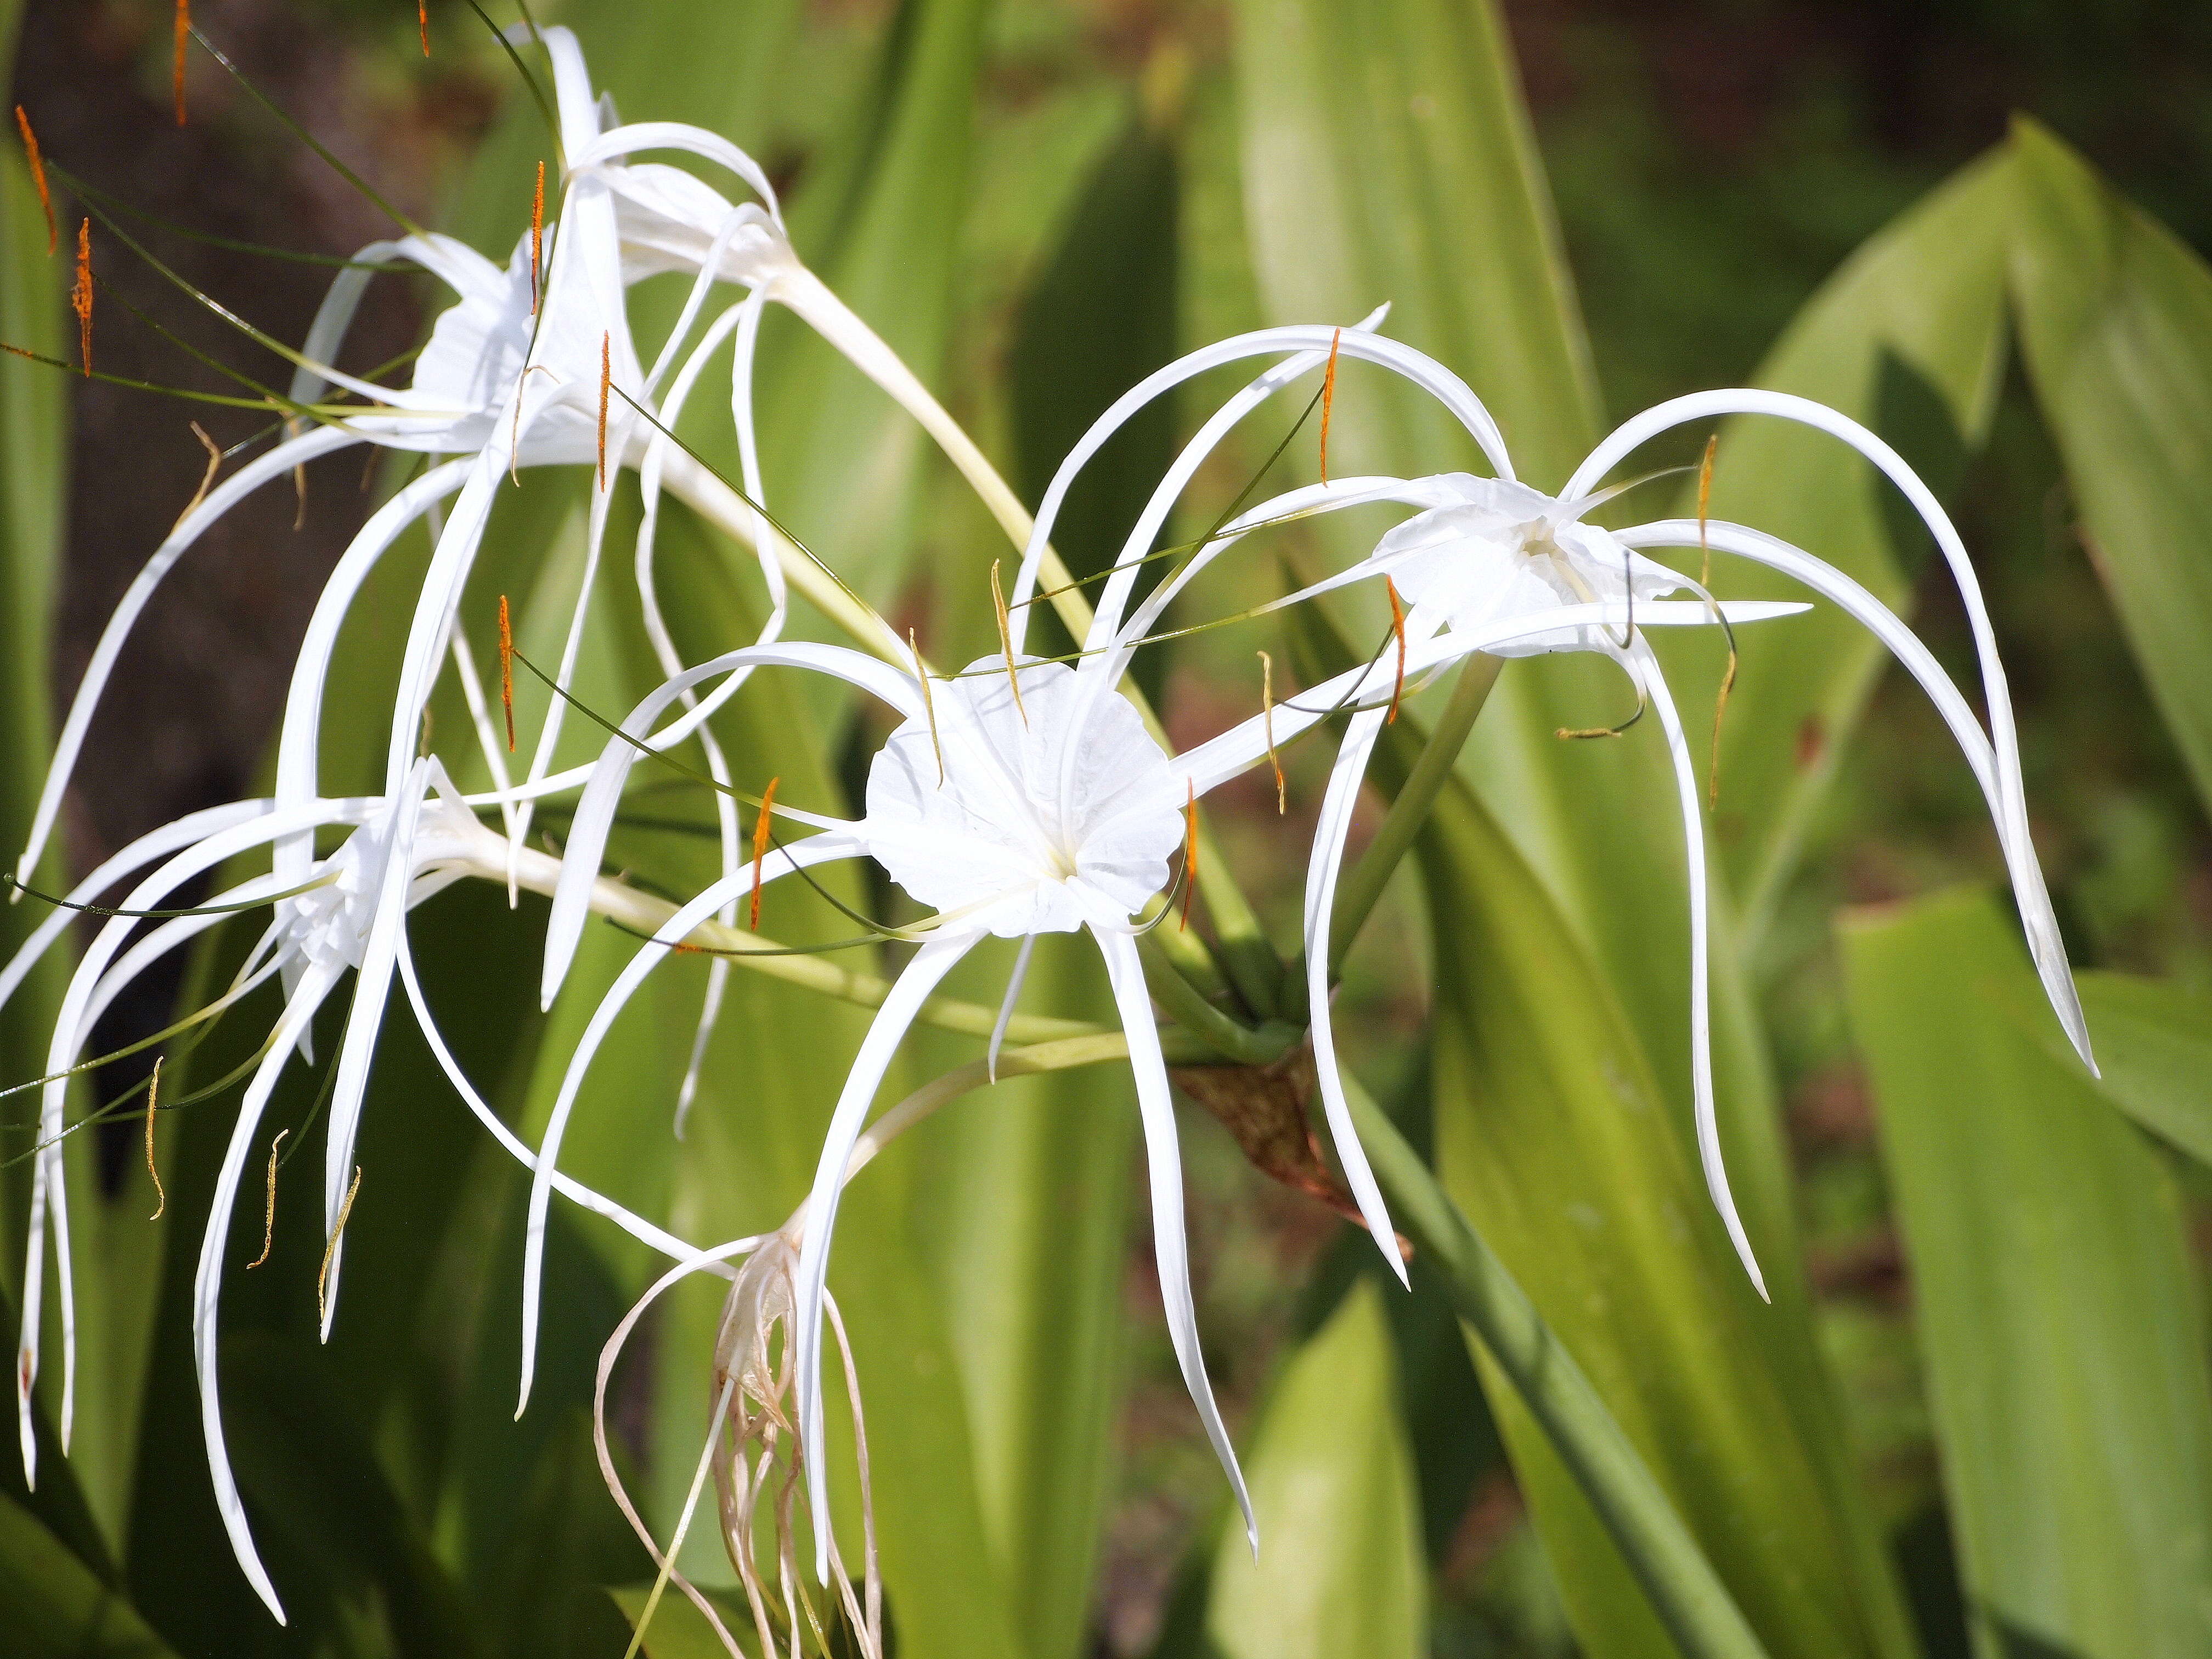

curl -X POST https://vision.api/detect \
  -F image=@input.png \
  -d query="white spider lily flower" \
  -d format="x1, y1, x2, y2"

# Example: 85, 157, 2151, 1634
1064, 373, 2098, 1299
0, 760, 727, 1624
523, 561, 1795, 1578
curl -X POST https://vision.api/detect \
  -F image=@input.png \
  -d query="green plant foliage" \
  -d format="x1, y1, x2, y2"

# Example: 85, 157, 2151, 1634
1203, 1280, 1425, 1659
1843, 888, 2212, 1659
2009, 117, 2212, 822
1692, 152, 2015, 942
2064, 973, 2212, 1169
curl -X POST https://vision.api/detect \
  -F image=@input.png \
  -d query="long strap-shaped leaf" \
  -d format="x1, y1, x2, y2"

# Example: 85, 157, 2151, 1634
1344, 1081, 1766, 1659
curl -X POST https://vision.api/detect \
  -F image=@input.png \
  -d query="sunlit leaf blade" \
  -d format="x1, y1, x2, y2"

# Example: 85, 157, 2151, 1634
2062, 973, 2212, 1170
754, 0, 999, 616
1697, 152, 2014, 943
0, 1489, 178, 1659
0, 0, 69, 1319
1842, 887, 2212, 1659
2008, 117, 2212, 822
1204, 1281, 1425, 1659
1415, 765, 1901, 1659
609, 1582, 752, 1659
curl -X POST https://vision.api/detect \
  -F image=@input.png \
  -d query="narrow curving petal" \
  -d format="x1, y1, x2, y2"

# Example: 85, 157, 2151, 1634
194, 960, 345, 1626
539, 644, 904, 1008
1298, 706, 1409, 1284
1628, 638, 1767, 1300
1094, 927, 1256, 1552
1565, 388, 2092, 1075
18, 425, 358, 890
1618, 515, 2092, 1072
271, 459, 472, 889
791, 930, 977, 1582
518, 832, 868, 1418
394, 933, 724, 1269
316, 767, 435, 1341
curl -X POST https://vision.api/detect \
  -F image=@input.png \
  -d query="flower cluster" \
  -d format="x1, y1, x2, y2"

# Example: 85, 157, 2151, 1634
0, 22, 2093, 1644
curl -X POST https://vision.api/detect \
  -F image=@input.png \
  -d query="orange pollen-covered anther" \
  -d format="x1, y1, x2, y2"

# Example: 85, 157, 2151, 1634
419, 1, 430, 57
173, 1, 190, 126
596, 332, 610, 490
1319, 326, 1343, 484
529, 161, 545, 315
1385, 578, 1407, 725
751, 776, 781, 930
14, 108, 54, 256
1179, 780, 1199, 932
70, 219, 92, 377
497, 594, 516, 752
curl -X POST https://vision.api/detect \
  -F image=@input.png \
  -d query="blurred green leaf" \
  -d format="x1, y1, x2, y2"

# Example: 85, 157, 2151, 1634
1842, 887, 2212, 1659
608, 1582, 752, 1659
2008, 117, 2212, 822
1696, 151, 2014, 942
1204, 1280, 1425, 1659
0, 1489, 176, 1659
2062, 973, 2212, 1169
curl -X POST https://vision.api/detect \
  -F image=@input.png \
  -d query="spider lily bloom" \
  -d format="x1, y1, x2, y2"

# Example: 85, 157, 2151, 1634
1138, 388, 2101, 1297
0, 758, 731, 1623
524, 564, 1797, 1577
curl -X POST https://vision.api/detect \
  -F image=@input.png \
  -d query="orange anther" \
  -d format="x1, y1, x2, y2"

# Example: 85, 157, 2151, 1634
419, 1, 430, 57
70, 219, 92, 377
497, 594, 516, 752
174, 1, 190, 126
1385, 578, 1407, 725
14, 108, 53, 255
1319, 326, 1342, 484
596, 331, 610, 490
143, 1058, 166, 1222
750, 777, 781, 930
529, 161, 545, 315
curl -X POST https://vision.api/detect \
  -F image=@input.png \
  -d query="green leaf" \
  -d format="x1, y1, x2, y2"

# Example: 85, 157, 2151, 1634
0, 0, 69, 1336
1696, 151, 2015, 941
1203, 1280, 1426, 1659
1414, 768, 1903, 1659
1231, 0, 1597, 488
608, 1582, 753, 1659
0, 1489, 177, 1659
1842, 887, 2212, 1659
2008, 117, 2212, 822
2064, 973, 2212, 1169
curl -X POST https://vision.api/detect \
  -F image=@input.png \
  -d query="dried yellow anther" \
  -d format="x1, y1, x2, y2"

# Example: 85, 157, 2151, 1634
1257, 650, 1284, 814
529, 160, 545, 316
1385, 578, 1407, 725
173, 1, 189, 126
596, 331, 610, 490
70, 219, 91, 377
497, 594, 516, 751
1179, 780, 1199, 932
751, 776, 781, 931
1696, 432, 1717, 590
247, 1130, 288, 1269
315, 1164, 363, 1323
1319, 326, 1342, 484
172, 421, 223, 533
14, 108, 53, 256
990, 561, 1028, 726
144, 1059, 166, 1221
912, 629, 944, 787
